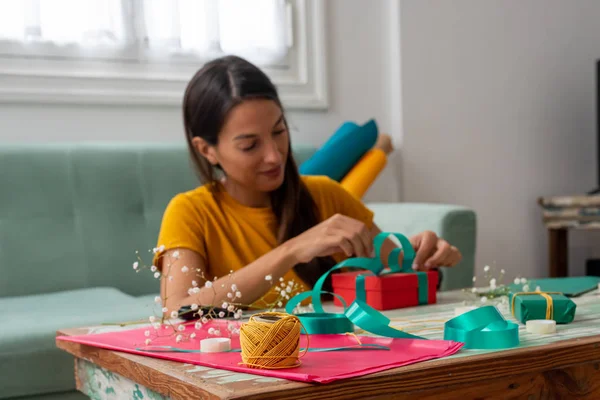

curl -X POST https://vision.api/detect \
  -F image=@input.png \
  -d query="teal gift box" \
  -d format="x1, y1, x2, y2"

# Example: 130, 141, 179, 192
508, 292, 576, 324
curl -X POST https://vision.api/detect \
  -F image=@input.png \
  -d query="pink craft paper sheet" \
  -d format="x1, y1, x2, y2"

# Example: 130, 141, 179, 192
57, 320, 463, 383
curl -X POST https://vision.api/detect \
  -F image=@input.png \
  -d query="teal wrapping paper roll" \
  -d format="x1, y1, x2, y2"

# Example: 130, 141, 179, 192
286, 232, 428, 340
299, 119, 378, 181
444, 306, 519, 349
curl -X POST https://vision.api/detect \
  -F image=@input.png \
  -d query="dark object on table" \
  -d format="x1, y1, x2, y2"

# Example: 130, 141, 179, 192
178, 305, 235, 321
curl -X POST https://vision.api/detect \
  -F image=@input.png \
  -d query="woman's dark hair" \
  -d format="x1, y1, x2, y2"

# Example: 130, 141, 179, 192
182, 55, 337, 290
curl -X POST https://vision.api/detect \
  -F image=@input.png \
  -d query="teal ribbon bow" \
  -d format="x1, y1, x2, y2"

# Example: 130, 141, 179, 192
443, 305, 519, 349
286, 232, 428, 339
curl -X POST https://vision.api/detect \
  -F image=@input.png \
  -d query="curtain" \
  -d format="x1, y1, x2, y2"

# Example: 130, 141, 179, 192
0, 0, 289, 65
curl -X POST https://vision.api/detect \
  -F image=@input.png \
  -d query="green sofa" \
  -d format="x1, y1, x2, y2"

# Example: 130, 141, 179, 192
0, 143, 476, 400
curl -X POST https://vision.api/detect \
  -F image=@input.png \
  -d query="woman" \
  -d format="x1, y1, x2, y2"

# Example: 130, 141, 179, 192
155, 55, 462, 314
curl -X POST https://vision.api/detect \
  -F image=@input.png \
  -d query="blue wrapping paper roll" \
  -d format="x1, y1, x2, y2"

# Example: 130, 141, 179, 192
299, 119, 378, 182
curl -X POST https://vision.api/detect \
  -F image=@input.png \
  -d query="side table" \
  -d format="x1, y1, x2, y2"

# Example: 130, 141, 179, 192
538, 194, 600, 277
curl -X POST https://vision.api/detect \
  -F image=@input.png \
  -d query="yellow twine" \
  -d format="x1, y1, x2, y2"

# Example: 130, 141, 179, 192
239, 312, 308, 370
511, 291, 562, 320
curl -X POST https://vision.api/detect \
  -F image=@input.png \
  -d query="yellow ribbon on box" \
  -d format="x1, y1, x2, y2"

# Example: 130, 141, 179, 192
510, 291, 563, 320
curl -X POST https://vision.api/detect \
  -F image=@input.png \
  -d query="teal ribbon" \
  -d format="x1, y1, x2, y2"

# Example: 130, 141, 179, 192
443, 306, 519, 349
136, 344, 391, 353
296, 312, 354, 334
286, 232, 428, 340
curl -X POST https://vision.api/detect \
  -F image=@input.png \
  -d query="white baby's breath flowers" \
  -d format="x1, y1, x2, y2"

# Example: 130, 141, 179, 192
192, 280, 198, 287
218, 311, 225, 318
191, 303, 198, 310
192, 287, 200, 294
144, 330, 150, 337
195, 322, 203, 330
277, 301, 283, 307
162, 307, 168, 313
235, 291, 241, 298
170, 311, 178, 319
500, 269, 505, 274
190, 333, 196, 339
205, 281, 213, 288
480, 296, 488, 303
181, 266, 189, 273
222, 302, 228, 308
471, 287, 477, 293
168, 276, 173, 282
145, 339, 151, 345
536, 286, 541, 292
154, 296, 162, 304
279, 277, 284, 282
483, 265, 490, 272
520, 278, 527, 284
523, 284, 530, 292
214, 329, 221, 336
152, 323, 161, 330
201, 317, 208, 324
187, 288, 194, 295
208, 327, 215, 335
227, 305, 235, 312
173, 250, 180, 259
231, 284, 237, 291
154, 272, 161, 279
150, 265, 157, 272
175, 335, 182, 343
177, 325, 185, 332
227, 292, 233, 298
133, 262, 139, 270
265, 274, 273, 281
472, 276, 476, 282
514, 278, 520, 285
149, 316, 156, 323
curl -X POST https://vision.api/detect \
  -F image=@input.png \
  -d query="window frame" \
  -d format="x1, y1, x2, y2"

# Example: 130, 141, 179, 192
0, 0, 328, 110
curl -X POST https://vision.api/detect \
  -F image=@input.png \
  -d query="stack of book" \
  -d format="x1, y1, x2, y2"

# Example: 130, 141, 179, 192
538, 195, 600, 229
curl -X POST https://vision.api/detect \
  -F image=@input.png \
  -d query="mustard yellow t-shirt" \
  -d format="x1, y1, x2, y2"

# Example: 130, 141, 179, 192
154, 175, 374, 307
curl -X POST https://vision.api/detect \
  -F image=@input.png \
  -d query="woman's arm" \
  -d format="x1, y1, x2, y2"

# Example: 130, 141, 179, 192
159, 243, 297, 314
160, 213, 375, 314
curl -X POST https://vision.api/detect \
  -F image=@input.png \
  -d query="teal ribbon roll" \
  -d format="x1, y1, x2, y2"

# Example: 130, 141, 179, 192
286, 232, 428, 340
444, 306, 519, 349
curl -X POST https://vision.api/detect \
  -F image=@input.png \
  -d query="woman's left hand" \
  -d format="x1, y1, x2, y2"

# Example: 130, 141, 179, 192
409, 231, 461, 271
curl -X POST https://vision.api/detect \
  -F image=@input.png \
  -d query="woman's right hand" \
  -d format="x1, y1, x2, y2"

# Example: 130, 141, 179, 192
286, 214, 373, 264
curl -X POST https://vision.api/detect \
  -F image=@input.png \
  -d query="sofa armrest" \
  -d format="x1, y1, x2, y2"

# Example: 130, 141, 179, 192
366, 202, 477, 291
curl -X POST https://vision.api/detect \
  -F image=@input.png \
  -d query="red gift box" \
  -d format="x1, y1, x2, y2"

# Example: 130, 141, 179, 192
331, 270, 438, 311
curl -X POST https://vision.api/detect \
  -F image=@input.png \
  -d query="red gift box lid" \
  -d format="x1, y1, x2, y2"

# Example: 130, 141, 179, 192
331, 270, 438, 292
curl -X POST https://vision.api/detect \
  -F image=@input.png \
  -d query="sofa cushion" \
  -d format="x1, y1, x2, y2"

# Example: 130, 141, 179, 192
0, 287, 155, 399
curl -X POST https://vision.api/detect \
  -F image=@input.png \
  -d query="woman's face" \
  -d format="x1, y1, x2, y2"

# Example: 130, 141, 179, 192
206, 98, 289, 194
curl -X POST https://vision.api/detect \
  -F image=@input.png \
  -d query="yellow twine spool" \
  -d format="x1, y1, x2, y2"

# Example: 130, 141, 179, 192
239, 312, 307, 369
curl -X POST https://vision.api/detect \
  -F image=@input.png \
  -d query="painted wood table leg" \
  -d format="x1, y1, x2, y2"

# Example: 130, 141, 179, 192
549, 228, 568, 277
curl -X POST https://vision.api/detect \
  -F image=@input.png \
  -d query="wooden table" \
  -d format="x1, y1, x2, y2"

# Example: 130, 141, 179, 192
56, 290, 600, 399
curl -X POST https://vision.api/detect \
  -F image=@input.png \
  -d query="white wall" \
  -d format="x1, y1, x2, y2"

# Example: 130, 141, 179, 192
401, 0, 600, 281
0, 0, 402, 203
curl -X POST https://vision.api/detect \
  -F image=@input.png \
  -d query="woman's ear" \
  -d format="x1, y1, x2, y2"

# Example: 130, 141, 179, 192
191, 137, 219, 166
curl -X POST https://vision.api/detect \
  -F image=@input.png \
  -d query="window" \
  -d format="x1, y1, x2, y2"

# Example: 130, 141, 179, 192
0, 0, 327, 109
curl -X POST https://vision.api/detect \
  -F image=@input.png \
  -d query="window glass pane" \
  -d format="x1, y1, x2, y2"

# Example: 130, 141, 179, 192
38, 0, 125, 46
218, 0, 287, 65
0, 0, 27, 40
